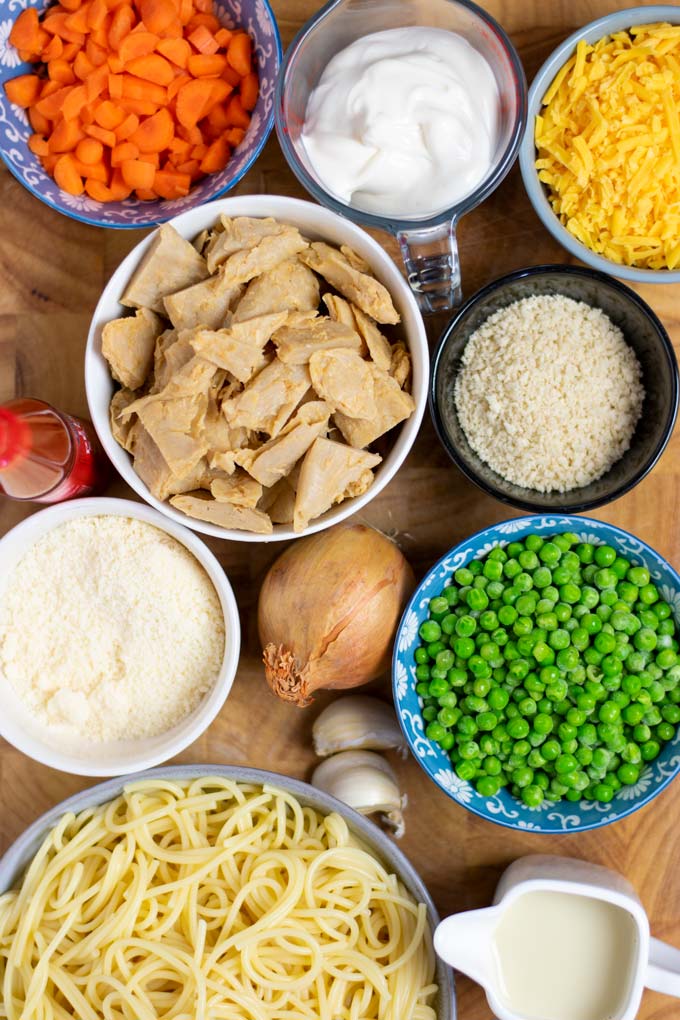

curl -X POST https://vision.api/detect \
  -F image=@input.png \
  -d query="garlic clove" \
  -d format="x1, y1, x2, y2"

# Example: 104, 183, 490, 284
311, 749, 406, 838
313, 695, 408, 757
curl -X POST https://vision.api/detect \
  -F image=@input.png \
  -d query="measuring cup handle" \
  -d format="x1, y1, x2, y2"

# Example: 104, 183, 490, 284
397, 220, 462, 314
646, 937, 680, 997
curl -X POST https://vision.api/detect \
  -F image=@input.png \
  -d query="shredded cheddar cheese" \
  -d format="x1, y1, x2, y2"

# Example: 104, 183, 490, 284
535, 23, 680, 270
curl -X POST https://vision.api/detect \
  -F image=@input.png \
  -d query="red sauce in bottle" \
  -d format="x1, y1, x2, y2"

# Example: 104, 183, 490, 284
0, 398, 109, 503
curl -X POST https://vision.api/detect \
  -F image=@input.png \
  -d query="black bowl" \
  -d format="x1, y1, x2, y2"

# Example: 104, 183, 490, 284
430, 265, 679, 513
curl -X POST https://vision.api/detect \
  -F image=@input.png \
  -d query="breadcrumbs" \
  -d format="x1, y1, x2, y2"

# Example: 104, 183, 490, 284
454, 294, 644, 492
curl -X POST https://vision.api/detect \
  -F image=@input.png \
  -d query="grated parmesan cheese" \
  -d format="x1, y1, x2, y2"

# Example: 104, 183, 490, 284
0, 516, 225, 742
535, 23, 680, 270
454, 295, 645, 493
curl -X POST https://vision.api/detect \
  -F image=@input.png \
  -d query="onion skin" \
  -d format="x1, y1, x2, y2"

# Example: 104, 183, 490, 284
258, 523, 415, 706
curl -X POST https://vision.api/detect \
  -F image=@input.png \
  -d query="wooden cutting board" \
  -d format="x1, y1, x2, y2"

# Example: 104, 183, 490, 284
1, 2, 679, 1018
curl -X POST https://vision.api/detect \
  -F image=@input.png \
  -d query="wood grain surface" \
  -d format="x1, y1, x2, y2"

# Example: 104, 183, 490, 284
1, 2, 680, 1018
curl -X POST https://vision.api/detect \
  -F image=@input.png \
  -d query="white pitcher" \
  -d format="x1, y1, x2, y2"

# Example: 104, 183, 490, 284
434, 854, 680, 1020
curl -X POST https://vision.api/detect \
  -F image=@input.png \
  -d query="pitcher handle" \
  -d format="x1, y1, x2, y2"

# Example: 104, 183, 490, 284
397, 219, 462, 314
646, 937, 680, 997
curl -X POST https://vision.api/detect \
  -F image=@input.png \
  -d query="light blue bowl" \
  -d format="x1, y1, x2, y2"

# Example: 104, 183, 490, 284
0, 0, 281, 228
393, 515, 680, 834
519, 6, 680, 284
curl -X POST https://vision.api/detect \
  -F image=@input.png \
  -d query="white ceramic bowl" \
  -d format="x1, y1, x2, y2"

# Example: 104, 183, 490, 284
0, 498, 240, 776
85, 195, 428, 542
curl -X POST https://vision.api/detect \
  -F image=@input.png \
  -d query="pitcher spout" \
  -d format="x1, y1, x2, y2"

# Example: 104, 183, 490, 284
433, 907, 500, 988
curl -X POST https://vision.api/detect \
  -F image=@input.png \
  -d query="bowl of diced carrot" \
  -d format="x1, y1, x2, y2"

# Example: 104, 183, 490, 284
0, 0, 281, 227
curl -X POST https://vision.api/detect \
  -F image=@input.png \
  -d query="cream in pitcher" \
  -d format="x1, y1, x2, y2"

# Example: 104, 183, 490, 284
434, 855, 680, 1020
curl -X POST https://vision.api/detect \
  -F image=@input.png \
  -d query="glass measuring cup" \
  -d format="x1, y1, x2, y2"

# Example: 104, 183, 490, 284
275, 0, 527, 313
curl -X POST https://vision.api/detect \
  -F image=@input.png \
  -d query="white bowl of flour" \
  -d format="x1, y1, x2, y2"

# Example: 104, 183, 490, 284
0, 498, 240, 775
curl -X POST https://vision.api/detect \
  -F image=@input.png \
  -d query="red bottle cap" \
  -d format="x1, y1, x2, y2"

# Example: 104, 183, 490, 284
0, 407, 30, 469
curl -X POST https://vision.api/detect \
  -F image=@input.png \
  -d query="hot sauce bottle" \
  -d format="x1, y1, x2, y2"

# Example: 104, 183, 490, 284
0, 398, 109, 503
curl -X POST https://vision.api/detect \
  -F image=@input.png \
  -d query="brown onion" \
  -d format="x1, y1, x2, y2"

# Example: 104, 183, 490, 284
259, 523, 414, 706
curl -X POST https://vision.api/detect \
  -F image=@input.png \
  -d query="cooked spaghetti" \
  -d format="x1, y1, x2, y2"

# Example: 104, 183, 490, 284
0, 777, 437, 1020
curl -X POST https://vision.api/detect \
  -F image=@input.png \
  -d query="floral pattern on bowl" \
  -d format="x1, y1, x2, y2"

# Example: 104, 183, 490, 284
392, 514, 680, 833
0, 0, 281, 227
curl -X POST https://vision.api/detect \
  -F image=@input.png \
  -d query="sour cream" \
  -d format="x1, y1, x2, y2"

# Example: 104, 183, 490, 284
301, 27, 500, 219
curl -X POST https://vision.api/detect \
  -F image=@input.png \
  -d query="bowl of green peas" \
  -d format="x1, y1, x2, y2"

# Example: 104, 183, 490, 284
393, 515, 680, 833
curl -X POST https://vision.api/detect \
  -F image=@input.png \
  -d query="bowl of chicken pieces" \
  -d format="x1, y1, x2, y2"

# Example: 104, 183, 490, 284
85, 195, 428, 541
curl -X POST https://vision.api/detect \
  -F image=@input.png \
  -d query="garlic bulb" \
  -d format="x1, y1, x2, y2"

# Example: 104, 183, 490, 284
313, 696, 407, 757
311, 750, 406, 838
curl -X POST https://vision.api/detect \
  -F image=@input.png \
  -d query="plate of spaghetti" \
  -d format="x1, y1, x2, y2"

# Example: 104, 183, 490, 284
0, 765, 455, 1020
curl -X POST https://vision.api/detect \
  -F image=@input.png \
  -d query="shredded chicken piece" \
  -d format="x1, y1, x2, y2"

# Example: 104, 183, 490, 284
235, 401, 329, 487
293, 437, 381, 532
170, 493, 273, 533
300, 242, 400, 324
309, 349, 376, 419
102, 308, 161, 390
121, 224, 209, 313
334, 363, 415, 448
234, 258, 320, 322
222, 360, 311, 437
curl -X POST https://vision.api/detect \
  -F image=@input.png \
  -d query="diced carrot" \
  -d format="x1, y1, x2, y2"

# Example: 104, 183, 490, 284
176, 121, 202, 145
28, 133, 50, 156
76, 136, 104, 163
178, 0, 193, 24
43, 13, 84, 44
85, 178, 114, 200
65, 7, 90, 34
167, 72, 191, 100
226, 126, 245, 147
156, 36, 190, 67
87, 0, 108, 30
207, 78, 232, 106
72, 156, 108, 180
49, 117, 85, 151
73, 50, 95, 79
205, 102, 229, 134
107, 54, 125, 72
187, 53, 225, 76
240, 70, 257, 111
226, 32, 251, 77
86, 64, 109, 101
4, 74, 42, 109
135, 187, 159, 199
119, 30, 158, 62
109, 167, 132, 199
60, 0, 84, 12
61, 84, 88, 120
129, 105, 173, 151
91, 22, 110, 47
29, 107, 51, 134
80, 101, 96, 124
139, 0, 177, 34
108, 4, 136, 49
186, 12, 220, 34
120, 96, 159, 115
41, 153, 59, 173
35, 85, 71, 119
187, 23, 218, 54
61, 41, 82, 60
168, 135, 189, 155
43, 35, 64, 61
53, 153, 84, 194
222, 64, 241, 88
93, 100, 123, 129
193, 0, 213, 12
85, 123, 117, 146
111, 139, 139, 164
120, 157, 155, 189
199, 134, 228, 173
114, 111, 139, 138
9, 9, 43, 52
224, 93, 249, 129
176, 77, 214, 128
158, 20, 182, 39
137, 150, 159, 166
190, 141, 207, 159
48, 58, 77, 84
108, 73, 124, 98
175, 157, 201, 179
214, 27, 232, 48
121, 73, 167, 104
153, 167, 190, 198
125, 52, 174, 85
41, 79, 64, 98
86, 38, 108, 64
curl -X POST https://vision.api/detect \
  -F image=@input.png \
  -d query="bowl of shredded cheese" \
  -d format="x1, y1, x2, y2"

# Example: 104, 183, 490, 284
0, 497, 240, 775
519, 6, 680, 282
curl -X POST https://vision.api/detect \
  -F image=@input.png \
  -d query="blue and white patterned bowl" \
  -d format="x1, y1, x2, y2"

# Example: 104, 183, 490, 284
393, 515, 680, 834
0, 0, 281, 228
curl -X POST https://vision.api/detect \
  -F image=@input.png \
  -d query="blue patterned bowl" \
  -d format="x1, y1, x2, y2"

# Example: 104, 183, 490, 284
393, 515, 680, 834
0, 0, 281, 228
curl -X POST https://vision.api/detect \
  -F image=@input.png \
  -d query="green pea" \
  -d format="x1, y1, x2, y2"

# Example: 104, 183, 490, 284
576, 543, 595, 563
419, 620, 441, 643
594, 545, 617, 567
639, 584, 659, 605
